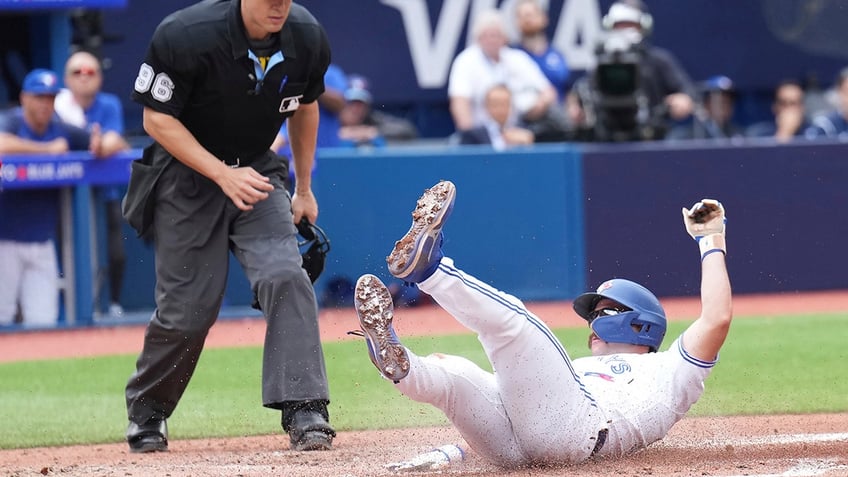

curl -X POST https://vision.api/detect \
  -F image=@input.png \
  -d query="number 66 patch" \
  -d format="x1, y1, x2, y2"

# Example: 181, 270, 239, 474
279, 95, 303, 113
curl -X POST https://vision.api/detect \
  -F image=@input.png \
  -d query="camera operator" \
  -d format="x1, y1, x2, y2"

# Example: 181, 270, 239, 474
569, 0, 695, 141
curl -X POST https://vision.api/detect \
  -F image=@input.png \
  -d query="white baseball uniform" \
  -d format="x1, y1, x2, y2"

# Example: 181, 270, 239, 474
395, 257, 715, 467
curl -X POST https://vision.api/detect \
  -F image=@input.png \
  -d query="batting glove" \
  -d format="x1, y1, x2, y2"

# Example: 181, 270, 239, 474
682, 199, 727, 260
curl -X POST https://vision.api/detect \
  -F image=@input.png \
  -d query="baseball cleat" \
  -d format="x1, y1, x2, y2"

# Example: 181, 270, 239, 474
353, 274, 410, 383
386, 180, 456, 283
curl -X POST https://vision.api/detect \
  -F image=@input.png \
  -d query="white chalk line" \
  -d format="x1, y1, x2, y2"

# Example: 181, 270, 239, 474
659, 432, 848, 449
718, 458, 848, 477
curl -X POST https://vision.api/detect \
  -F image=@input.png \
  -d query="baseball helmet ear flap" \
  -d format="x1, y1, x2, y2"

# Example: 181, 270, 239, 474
602, 0, 654, 35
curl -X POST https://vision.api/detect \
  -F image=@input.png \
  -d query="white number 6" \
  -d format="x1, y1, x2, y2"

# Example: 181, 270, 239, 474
134, 63, 175, 103
151, 74, 175, 102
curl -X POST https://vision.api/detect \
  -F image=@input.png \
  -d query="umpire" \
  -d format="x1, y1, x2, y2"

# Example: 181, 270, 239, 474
122, 0, 335, 452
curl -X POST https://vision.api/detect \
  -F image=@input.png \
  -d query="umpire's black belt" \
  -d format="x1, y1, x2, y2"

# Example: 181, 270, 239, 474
222, 157, 241, 168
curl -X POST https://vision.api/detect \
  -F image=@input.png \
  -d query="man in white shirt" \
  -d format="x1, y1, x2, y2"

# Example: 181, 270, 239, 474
448, 9, 566, 141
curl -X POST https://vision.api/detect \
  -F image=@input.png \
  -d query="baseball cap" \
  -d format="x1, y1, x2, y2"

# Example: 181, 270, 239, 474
344, 74, 372, 104
701, 75, 736, 96
22, 69, 61, 96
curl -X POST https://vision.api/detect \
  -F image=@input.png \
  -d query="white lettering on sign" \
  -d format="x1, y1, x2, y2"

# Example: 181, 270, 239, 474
552, 0, 603, 70
382, 0, 603, 89
27, 163, 56, 181
57, 162, 85, 180
0, 164, 16, 182
380, 0, 471, 88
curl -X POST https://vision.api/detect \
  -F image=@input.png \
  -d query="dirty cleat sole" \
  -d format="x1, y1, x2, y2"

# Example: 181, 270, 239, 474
386, 180, 456, 282
354, 274, 410, 382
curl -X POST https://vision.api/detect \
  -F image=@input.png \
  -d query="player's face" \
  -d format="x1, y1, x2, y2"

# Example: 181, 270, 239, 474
515, 1, 548, 36
65, 54, 102, 97
477, 25, 507, 59
485, 86, 512, 125
587, 298, 648, 356
21, 93, 57, 132
241, 0, 292, 40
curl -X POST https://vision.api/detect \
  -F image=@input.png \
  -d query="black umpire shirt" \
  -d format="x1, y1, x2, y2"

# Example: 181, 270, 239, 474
131, 0, 330, 168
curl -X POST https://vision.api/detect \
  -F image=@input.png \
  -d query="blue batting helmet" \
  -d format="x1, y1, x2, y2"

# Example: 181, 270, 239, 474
572, 278, 667, 352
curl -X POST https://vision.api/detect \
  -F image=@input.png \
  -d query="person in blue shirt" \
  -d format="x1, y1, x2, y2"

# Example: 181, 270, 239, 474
55, 51, 131, 319
805, 67, 848, 139
0, 68, 126, 328
271, 63, 348, 190
513, 0, 570, 104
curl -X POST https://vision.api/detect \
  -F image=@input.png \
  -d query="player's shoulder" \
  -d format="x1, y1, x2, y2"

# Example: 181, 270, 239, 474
284, 3, 327, 44
288, 3, 321, 27
153, 0, 228, 44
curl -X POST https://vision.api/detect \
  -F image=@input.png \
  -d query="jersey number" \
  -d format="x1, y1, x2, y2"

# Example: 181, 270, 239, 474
134, 63, 175, 103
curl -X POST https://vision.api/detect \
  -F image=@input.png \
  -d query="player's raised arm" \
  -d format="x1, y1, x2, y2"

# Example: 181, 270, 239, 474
680, 199, 733, 363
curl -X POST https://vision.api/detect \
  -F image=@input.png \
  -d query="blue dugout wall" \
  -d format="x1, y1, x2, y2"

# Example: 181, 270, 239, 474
112, 141, 848, 315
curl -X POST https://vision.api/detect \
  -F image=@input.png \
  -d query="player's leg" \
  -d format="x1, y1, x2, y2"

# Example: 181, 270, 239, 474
17, 240, 60, 327
353, 274, 525, 467
125, 162, 230, 453
386, 180, 603, 463
417, 259, 603, 462
0, 240, 24, 325
230, 173, 334, 451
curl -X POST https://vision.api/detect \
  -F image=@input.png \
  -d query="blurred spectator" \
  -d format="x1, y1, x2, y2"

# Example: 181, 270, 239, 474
513, 0, 570, 103
0, 68, 126, 327
570, 0, 695, 141
746, 79, 811, 142
805, 67, 848, 139
338, 79, 385, 149
455, 83, 534, 150
337, 75, 419, 148
271, 63, 348, 190
448, 9, 568, 142
54, 50, 131, 318
667, 76, 743, 140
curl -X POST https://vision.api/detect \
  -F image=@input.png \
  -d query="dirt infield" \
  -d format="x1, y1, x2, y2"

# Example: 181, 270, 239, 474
1, 291, 847, 476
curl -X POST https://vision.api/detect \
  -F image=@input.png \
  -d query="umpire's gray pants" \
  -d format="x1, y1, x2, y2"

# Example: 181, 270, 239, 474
125, 161, 329, 425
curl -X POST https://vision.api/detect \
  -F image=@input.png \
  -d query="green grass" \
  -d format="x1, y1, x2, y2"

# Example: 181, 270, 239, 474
1, 313, 846, 449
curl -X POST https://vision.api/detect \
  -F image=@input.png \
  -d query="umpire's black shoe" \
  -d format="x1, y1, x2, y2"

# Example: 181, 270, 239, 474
126, 418, 168, 453
281, 400, 336, 451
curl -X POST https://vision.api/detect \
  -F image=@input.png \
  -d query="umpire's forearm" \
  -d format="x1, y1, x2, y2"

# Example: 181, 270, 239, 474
286, 101, 319, 193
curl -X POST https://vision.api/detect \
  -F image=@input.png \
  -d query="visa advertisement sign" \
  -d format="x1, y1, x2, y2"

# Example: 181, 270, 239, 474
102, 1, 848, 125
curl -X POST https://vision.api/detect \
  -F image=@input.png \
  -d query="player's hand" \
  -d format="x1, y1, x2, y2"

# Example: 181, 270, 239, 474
665, 92, 694, 120
46, 137, 69, 154
88, 123, 104, 158
682, 199, 727, 259
682, 199, 725, 240
291, 187, 318, 225
217, 166, 274, 211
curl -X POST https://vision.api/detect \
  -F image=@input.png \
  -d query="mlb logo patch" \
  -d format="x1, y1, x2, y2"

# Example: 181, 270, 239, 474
279, 95, 303, 113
